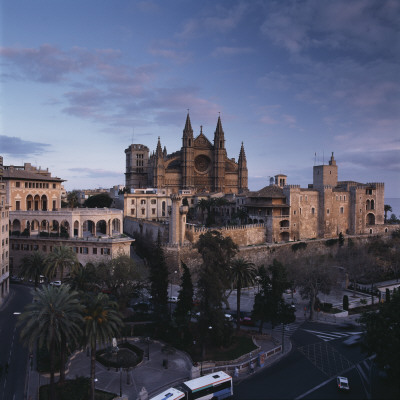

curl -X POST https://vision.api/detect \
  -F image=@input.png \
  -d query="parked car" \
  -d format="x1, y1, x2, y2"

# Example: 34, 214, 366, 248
224, 314, 234, 322
240, 316, 256, 326
168, 296, 178, 303
49, 280, 62, 287
337, 376, 350, 390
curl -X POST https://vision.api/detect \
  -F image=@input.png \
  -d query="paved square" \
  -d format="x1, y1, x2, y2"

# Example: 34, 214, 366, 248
297, 342, 353, 377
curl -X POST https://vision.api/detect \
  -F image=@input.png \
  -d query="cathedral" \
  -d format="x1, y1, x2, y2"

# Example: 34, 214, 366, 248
125, 114, 248, 194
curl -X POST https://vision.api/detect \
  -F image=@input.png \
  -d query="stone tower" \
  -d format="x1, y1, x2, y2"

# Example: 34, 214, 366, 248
169, 194, 188, 245
181, 113, 195, 189
313, 152, 338, 188
152, 137, 165, 188
213, 116, 226, 192
125, 144, 150, 189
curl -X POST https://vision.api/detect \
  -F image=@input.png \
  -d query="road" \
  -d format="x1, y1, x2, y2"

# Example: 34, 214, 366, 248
0, 284, 32, 400
234, 321, 396, 399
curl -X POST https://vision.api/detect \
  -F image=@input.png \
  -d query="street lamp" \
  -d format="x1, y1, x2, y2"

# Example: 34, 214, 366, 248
201, 325, 213, 376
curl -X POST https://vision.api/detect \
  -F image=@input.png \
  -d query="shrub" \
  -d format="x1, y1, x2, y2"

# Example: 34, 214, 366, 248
385, 288, 391, 303
291, 242, 307, 252
325, 238, 338, 247
39, 232, 49, 237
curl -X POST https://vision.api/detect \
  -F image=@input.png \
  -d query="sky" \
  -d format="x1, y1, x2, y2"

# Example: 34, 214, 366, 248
1, 0, 399, 197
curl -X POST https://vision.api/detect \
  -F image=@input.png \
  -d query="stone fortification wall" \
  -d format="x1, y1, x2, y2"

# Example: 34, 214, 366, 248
124, 217, 169, 242
163, 232, 396, 273
186, 223, 266, 246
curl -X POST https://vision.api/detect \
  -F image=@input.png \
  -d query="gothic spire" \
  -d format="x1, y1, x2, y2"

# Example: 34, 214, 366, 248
238, 142, 247, 165
156, 136, 163, 157
214, 114, 225, 149
183, 112, 193, 137
215, 115, 224, 137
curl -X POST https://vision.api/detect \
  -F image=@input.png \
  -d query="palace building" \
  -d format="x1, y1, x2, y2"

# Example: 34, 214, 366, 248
125, 114, 248, 195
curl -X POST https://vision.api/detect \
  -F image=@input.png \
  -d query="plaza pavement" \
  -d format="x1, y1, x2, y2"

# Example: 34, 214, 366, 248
26, 283, 367, 400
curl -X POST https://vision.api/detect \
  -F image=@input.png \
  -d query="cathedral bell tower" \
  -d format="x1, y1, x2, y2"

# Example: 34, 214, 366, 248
153, 137, 165, 188
213, 115, 226, 192
181, 113, 194, 189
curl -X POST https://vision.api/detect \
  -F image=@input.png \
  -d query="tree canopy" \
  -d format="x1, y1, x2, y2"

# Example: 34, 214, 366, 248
295, 256, 337, 320
84, 192, 113, 208
360, 289, 400, 389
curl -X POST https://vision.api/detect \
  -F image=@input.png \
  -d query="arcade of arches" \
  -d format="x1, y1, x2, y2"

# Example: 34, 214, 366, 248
10, 209, 123, 238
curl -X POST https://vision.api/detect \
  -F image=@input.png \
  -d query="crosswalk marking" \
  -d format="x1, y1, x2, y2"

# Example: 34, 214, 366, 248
272, 321, 304, 338
301, 329, 362, 342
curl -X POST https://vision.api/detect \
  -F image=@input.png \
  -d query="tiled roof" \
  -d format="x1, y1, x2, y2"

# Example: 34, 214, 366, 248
2, 169, 64, 182
247, 185, 285, 198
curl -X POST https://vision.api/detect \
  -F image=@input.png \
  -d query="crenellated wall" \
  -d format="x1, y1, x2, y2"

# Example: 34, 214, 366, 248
185, 223, 266, 246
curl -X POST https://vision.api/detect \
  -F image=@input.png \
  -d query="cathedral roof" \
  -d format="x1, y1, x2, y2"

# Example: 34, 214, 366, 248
247, 185, 285, 198
194, 127, 213, 148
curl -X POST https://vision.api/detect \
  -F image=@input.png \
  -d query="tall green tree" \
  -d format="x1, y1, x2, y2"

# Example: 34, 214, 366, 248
296, 256, 337, 320
84, 193, 113, 208
360, 290, 400, 391
83, 293, 123, 400
196, 230, 238, 310
18, 285, 83, 399
251, 260, 292, 334
20, 251, 46, 290
174, 261, 194, 326
148, 232, 169, 323
196, 231, 238, 348
66, 191, 80, 208
65, 263, 97, 293
230, 258, 256, 331
45, 246, 78, 282
384, 204, 392, 223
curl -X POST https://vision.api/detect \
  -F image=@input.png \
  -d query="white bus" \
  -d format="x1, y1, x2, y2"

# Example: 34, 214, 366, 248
150, 387, 186, 400
150, 371, 233, 400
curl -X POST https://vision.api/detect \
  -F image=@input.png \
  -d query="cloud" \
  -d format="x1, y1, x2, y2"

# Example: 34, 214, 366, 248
211, 46, 254, 57
0, 135, 51, 156
148, 40, 192, 63
340, 149, 400, 172
68, 167, 123, 179
261, 0, 400, 57
1, 43, 220, 130
177, 2, 248, 38
0, 44, 125, 83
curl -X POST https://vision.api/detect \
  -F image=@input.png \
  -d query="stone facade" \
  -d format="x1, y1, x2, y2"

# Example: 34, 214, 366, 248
0, 157, 10, 305
3, 160, 134, 278
10, 235, 133, 278
9, 207, 133, 277
125, 114, 248, 195
2, 162, 64, 212
243, 153, 385, 243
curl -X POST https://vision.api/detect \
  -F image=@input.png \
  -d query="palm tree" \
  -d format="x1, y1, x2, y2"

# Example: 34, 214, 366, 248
18, 285, 83, 399
384, 204, 392, 223
83, 293, 123, 400
65, 263, 97, 293
230, 258, 257, 331
20, 251, 46, 290
45, 246, 78, 282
